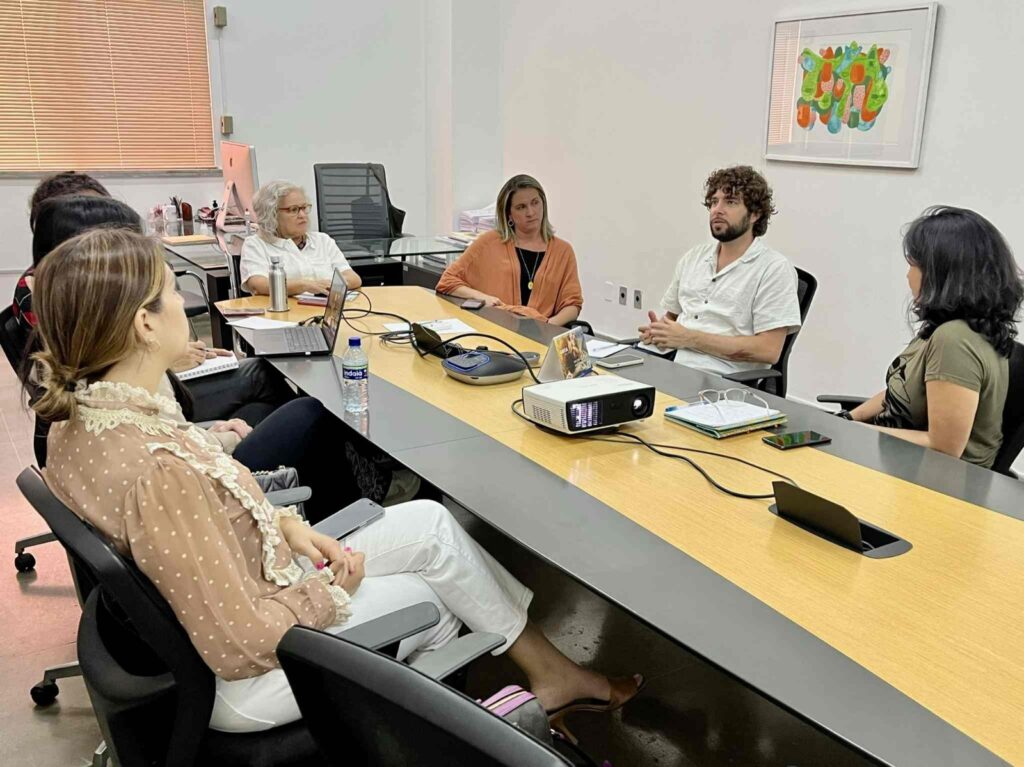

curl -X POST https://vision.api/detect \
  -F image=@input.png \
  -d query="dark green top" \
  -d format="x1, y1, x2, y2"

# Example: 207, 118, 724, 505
874, 320, 1007, 467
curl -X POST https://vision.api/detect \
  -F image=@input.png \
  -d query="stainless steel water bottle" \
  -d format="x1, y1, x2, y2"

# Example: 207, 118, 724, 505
268, 255, 288, 312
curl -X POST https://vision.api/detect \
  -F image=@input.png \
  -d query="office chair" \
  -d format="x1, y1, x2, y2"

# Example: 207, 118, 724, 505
217, 231, 246, 299
313, 163, 406, 241
818, 340, 1024, 478
175, 271, 212, 341
0, 305, 58, 572
278, 625, 571, 767
724, 266, 818, 397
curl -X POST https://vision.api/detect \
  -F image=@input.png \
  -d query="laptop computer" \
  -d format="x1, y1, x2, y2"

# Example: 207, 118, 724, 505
249, 269, 347, 357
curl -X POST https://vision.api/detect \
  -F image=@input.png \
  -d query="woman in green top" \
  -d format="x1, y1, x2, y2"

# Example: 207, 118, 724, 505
842, 206, 1023, 468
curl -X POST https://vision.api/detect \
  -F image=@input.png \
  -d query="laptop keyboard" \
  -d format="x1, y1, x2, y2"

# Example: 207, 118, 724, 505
284, 327, 323, 352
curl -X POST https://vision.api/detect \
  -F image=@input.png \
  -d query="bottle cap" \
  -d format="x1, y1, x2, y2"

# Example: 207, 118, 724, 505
270, 255, 280, 264
348, 337, 361, 348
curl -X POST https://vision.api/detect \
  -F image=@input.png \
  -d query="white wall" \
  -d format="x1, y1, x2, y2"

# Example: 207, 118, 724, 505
492, 0, 1024, 403
208, 0, 432, 234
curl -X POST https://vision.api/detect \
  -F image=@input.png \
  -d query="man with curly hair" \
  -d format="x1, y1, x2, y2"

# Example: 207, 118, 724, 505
638, 165, 800, 377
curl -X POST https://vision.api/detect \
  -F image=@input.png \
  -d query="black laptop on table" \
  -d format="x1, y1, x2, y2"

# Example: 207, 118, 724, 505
249, 269, 348, 357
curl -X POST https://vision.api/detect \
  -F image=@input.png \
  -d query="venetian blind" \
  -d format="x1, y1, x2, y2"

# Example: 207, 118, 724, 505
0, 0, 215, 171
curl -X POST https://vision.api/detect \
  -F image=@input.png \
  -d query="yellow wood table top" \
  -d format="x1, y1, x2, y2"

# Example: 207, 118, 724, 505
219, 287, 1024, 762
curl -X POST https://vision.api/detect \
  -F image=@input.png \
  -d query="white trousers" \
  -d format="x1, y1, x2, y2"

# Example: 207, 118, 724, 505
210, 499, 533, 732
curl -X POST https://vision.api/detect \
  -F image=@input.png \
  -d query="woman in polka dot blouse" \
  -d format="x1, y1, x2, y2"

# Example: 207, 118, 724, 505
29, 228, 643, 733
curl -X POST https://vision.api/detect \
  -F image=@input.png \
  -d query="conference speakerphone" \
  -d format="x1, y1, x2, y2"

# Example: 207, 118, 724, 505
522, 375, 655, 434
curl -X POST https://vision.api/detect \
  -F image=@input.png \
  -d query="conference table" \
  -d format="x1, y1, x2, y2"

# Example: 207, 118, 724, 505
217, 286, 1024, 766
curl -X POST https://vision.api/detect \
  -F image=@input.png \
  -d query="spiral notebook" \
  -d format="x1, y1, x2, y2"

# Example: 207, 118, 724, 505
175, 355, 240, 381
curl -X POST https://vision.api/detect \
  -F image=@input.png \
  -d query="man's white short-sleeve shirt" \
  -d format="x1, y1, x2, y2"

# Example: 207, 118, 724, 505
240, 231, 352, 291
659, 239, 801, 376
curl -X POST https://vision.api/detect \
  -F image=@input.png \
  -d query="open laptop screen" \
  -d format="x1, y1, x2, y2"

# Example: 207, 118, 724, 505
321, 269, 348, 352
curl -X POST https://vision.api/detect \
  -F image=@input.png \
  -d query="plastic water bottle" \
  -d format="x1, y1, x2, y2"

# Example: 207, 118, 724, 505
268, 255, 288, 312
342, 337, 369, 414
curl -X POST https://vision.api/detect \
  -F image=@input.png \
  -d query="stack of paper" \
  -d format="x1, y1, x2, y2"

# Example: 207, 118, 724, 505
436, 232, 478, 247
176, 355, 239, 381
586, 340, 629, 359
457, 203, 497, 233
382, 319, 475, 336
664, 400, 786, 439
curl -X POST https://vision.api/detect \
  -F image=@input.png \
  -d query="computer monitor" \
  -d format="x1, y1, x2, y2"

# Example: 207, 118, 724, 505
218, 141, 258, 231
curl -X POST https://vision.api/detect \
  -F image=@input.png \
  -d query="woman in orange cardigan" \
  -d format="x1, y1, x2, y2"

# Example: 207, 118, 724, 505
436, 175, 584, 325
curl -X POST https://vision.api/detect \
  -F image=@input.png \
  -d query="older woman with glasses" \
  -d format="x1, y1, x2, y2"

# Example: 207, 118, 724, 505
240, 180, 361, 296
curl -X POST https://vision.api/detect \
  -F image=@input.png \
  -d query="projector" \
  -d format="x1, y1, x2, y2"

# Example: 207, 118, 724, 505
522, 375, 655, 434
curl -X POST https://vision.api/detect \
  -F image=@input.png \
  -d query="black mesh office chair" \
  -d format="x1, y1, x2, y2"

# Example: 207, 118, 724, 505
724, 266, 818, 397
313, 163, 406, 241
278, 625, 573, 767
818, 340, 1024, 478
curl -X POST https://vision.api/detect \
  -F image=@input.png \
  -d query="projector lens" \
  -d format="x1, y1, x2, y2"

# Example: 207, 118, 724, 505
632, 395, 651, 417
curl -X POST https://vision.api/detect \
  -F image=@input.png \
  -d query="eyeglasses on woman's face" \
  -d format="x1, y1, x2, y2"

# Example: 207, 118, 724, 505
278, 204, 312, 216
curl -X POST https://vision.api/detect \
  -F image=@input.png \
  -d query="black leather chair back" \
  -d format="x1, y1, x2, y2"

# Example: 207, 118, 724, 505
0, 304, 30, 381
313, 163, 404, 241
278, 625, 571, 767
992, 341, 1024, 476
16, 467, 317, 767
766, 267, 817, 397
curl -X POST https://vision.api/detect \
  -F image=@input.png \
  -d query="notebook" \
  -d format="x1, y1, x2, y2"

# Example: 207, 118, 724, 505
175, 355, 239, 381
664, 401, 786, 439
161, 234, 218, 246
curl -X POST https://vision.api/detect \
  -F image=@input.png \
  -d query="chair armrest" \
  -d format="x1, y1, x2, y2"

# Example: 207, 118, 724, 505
335, 602, 441, 651
266, 487, 312, 507
408, 632, 505, 681
816, 394, 869, 410
724, 368, 781, 384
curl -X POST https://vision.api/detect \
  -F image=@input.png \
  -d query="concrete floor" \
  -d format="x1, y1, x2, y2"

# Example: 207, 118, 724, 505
0, 324, 874, 766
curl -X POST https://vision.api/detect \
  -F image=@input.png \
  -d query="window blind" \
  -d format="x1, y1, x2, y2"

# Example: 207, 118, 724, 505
0, 0, 215, 172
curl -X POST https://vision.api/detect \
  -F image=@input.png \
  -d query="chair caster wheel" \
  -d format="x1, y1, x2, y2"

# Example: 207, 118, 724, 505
15, 552, 36, 572
31, 681, 59, 706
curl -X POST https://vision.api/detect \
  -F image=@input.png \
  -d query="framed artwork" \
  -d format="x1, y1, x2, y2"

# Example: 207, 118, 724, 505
764, 3, 938, 168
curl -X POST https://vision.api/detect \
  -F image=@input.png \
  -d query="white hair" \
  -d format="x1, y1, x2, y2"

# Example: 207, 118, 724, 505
253, 180, 305, 241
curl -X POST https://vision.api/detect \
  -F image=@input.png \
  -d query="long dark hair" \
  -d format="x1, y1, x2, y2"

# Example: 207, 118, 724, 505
905, 206, 1023, 357
32, 195, 142, 266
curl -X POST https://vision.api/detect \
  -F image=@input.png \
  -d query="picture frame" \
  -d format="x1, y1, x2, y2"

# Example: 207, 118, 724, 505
764, 3, 938, 168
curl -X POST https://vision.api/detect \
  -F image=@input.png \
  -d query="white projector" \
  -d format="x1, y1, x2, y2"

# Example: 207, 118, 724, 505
522, 375, 656, 434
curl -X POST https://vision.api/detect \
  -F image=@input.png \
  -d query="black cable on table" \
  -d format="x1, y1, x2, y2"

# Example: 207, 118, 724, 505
510, 398, 795, 500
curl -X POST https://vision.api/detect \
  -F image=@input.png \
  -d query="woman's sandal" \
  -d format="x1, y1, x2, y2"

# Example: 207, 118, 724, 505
548, 674, 645, 744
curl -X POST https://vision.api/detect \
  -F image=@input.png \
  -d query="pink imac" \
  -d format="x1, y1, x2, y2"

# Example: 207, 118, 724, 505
217, 141, 259, 231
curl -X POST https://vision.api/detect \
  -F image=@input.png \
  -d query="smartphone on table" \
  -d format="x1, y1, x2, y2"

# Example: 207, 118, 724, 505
595, 353, 645, 370
460, 298, 485, 310
221, 308, 266, 317
762, 430, 831, 450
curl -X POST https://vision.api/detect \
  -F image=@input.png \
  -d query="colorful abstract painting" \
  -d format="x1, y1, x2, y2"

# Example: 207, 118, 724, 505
764, 4, 937, 168
796, 43, 892, 134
